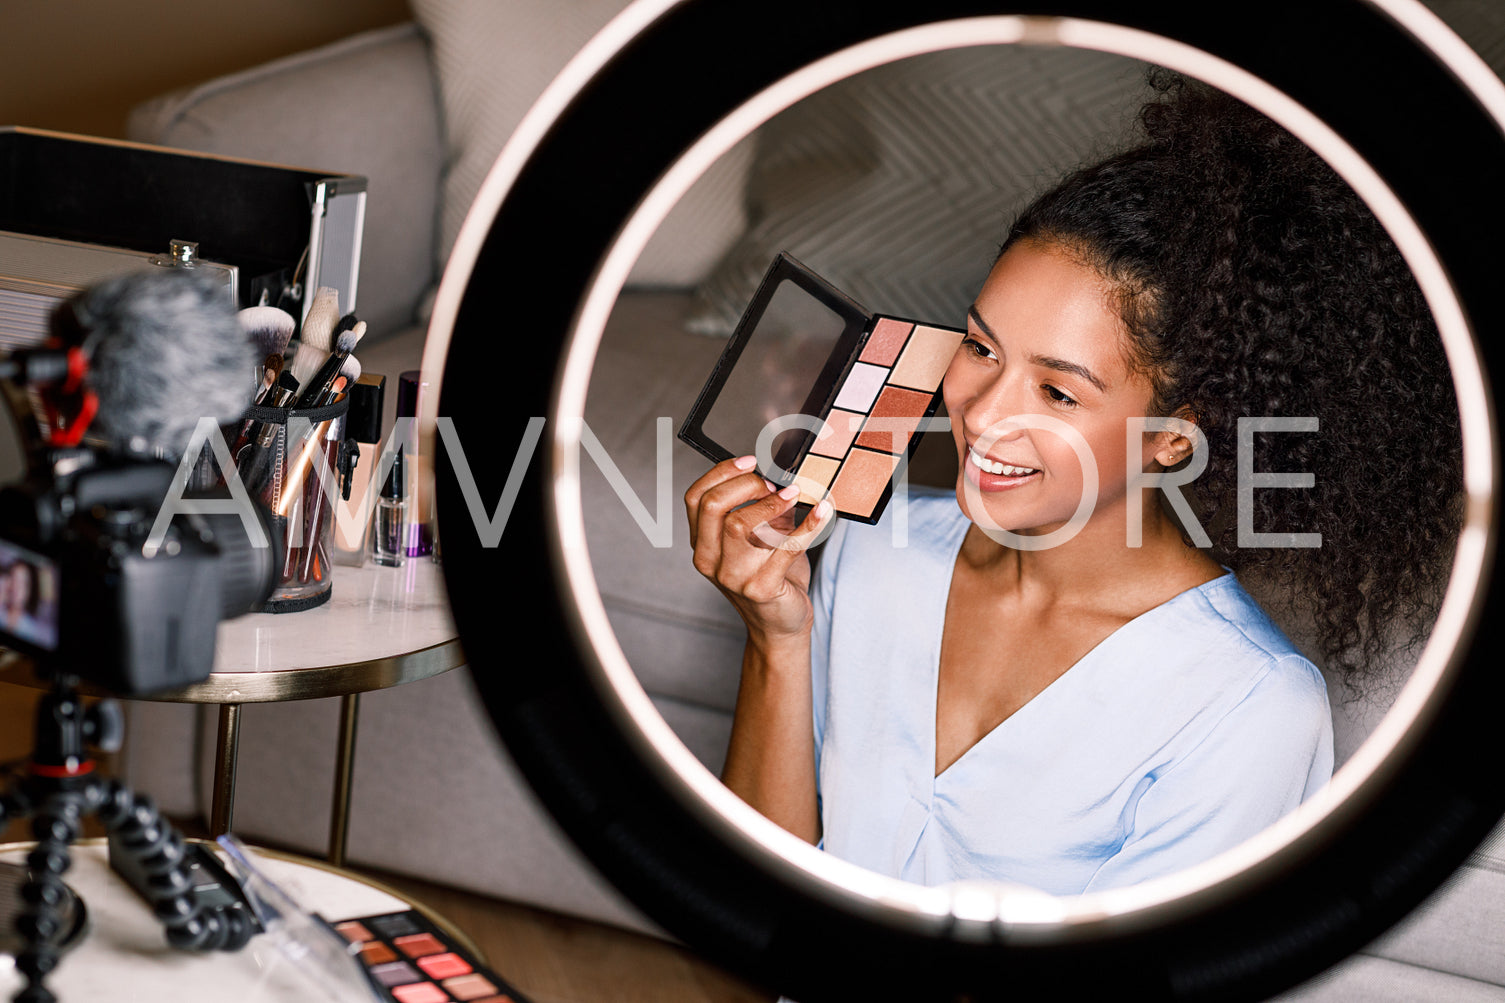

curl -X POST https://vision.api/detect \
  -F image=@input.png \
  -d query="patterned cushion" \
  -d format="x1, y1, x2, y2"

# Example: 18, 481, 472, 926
686, 46, 1153, 336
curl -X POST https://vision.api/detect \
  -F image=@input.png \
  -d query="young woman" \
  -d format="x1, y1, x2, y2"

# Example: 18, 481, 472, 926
684, 74, 1460, 895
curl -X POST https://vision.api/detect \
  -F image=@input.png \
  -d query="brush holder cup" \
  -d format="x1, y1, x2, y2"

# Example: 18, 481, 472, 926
230, 396, 354, 613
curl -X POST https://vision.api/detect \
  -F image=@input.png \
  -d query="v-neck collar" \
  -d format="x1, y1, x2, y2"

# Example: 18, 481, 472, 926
925, 522, 1233, 785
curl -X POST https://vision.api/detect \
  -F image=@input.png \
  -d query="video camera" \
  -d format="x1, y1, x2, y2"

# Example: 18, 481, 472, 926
0, 271, 280, 696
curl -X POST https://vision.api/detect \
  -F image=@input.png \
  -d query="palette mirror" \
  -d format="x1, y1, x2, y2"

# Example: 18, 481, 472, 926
430, 3, 1505, 999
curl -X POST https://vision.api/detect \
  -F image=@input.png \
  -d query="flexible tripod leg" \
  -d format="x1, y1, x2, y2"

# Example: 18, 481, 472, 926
94, 779, 255, 952
9, 779, 257, 1003
12, 786, 90, 1003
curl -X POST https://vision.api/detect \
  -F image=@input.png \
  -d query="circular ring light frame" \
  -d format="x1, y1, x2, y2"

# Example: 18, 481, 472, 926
429, 1, 1505, 999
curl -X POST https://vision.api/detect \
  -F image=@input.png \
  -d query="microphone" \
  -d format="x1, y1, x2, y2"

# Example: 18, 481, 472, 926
51, 270, 255, 459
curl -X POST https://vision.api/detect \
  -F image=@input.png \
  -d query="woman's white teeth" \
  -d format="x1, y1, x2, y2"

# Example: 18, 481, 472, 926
969, 446, 1036, 477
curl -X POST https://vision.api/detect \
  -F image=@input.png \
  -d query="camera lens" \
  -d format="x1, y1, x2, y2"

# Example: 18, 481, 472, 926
191, 498, 281, 618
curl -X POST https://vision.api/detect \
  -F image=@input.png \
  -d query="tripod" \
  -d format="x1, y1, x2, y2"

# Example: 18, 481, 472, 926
0, 677, 256, 1003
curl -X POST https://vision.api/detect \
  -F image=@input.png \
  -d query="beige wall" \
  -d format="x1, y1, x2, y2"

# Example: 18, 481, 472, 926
0, 0, 410, 139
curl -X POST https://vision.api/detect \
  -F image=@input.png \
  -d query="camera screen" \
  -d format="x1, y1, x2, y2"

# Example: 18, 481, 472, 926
0, 540, 59, 652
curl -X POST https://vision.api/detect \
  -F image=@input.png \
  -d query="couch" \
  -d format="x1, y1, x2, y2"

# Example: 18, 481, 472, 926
118, 3, 1505, 998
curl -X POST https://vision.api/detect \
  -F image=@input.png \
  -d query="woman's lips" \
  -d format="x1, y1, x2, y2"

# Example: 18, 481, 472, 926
964, 445, 1040, 491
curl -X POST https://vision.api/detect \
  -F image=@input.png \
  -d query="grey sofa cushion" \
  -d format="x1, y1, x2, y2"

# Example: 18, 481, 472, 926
126, 23, 445, 341
582, 291, 750, 712
685, 45, 1150, 337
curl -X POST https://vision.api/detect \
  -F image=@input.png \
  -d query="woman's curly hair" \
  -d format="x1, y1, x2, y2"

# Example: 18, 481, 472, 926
1002, 71, 1462, 679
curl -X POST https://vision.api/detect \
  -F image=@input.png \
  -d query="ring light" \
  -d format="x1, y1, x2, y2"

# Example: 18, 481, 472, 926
428, 2, 1505, 999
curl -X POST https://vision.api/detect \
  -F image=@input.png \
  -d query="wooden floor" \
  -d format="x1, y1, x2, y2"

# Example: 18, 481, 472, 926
0, 681, 776, 1003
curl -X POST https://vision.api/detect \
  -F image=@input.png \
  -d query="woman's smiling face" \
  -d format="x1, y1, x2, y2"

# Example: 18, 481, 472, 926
943, 239, 1162, 540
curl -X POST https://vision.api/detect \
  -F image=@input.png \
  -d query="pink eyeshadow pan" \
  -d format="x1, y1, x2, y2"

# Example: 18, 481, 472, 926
829, 448, 902, 518
444, 973, 500, 1000
832, 362, 889, 412
810, 409, 865, 459
418, 952, 473, 980
858, 318, 913, 365
854, 387, 933, 452
392, 984, 449, 1003
335, 921, 372, 943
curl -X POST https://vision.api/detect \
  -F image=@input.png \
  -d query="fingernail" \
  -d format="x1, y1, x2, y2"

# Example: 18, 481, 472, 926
733, 455, 757, 471
778, 484, 800, 500
763, 479, 779, 494
815, 499, 833, 519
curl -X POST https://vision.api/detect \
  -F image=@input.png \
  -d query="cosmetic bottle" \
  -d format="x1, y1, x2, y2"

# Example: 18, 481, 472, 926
397, 370, 434, 557
333, 373, 387, 566
371, 449, 406, 568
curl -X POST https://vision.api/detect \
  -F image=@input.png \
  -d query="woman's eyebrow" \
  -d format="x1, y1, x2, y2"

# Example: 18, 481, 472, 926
1030, 354, 1107, 393
967, 304, 1107, 392
965, 305, 996, 340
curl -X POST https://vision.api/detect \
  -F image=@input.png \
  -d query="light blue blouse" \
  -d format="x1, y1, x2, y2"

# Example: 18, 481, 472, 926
809, 488, 1333, 895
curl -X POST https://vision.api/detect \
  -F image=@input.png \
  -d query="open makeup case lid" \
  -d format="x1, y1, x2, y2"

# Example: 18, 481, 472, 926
678, 252, 963, 524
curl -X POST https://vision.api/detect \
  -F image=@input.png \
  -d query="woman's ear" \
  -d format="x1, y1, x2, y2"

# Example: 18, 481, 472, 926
1154, 407, 1200, 468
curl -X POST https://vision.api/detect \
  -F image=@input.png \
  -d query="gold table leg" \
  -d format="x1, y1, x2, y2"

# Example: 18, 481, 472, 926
328, 692, 360, 865
209, 703, 241, 836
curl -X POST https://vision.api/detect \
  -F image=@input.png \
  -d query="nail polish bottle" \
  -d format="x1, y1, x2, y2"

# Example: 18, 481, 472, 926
371, 449, 406, 568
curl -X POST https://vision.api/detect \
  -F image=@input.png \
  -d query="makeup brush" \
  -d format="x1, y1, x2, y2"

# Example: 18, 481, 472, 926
238, 305, 296, 387
286, 287, 341, 390
294, 321, 366, 408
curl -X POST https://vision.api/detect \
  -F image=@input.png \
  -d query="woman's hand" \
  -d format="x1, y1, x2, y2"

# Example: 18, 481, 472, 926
685, 455, 832, 643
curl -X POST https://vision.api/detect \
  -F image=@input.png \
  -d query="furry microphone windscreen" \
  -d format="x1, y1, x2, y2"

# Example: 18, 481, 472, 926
61, 271, 256, 458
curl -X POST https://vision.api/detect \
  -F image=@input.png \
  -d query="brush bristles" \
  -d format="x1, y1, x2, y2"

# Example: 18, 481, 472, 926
238, 305, 296, 358
301, 287, 341, 353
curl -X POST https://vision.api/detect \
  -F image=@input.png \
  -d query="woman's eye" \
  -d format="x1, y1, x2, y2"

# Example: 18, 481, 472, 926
1044, 385, 1078, 407
962, 337, 995, 360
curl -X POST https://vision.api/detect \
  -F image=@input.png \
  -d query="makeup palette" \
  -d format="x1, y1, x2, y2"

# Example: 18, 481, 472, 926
335, 910, 529, 1003
679, 252, 963, 523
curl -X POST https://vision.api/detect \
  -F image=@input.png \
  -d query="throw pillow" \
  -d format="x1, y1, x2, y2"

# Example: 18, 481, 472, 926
685, 45, 1150, 336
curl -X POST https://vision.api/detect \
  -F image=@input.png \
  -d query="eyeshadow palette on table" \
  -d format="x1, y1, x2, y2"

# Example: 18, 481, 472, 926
679, 252, 964, 524
336, 910, 531, 1003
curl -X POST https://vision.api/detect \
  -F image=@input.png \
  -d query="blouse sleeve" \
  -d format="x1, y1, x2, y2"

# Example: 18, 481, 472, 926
1081, 654, 1334, 892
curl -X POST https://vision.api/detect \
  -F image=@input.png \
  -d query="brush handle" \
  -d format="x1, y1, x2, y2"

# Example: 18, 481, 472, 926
298, 436, 335, 582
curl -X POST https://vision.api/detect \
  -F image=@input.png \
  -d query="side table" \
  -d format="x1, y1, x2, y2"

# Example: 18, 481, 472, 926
0, 559, 463, 866
0, 838, 484, 1002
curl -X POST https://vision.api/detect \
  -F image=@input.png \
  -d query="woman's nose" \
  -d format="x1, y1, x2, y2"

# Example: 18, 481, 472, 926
961, 373, 1031, 442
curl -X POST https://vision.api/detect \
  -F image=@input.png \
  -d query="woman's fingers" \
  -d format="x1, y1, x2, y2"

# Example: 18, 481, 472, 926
685, 455, 757, 542
738, 498, 833, 602
688, 459, 782, 578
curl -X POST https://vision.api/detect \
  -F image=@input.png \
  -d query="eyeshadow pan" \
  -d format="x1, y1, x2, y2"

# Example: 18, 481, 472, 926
396, 932, 447, 958
370, 913, 423, 938
392, 983, 450, 1003
810, 409, 864, 459
858, 318, 913, 365
829, 448, 902, 518
854, 387, 934, 453
418, 952, 474, 980
888, 325, 963, 391
335, 921, 372, 943
794, 454, 840, 506
361, 941, 398, 964
371, 961, 422, 987
832, 362, 889, 412
444, 973, 500, 1000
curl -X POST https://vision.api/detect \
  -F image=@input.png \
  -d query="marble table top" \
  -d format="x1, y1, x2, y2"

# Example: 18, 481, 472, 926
0, 558, 463, 703
0, 841, 422, 1003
